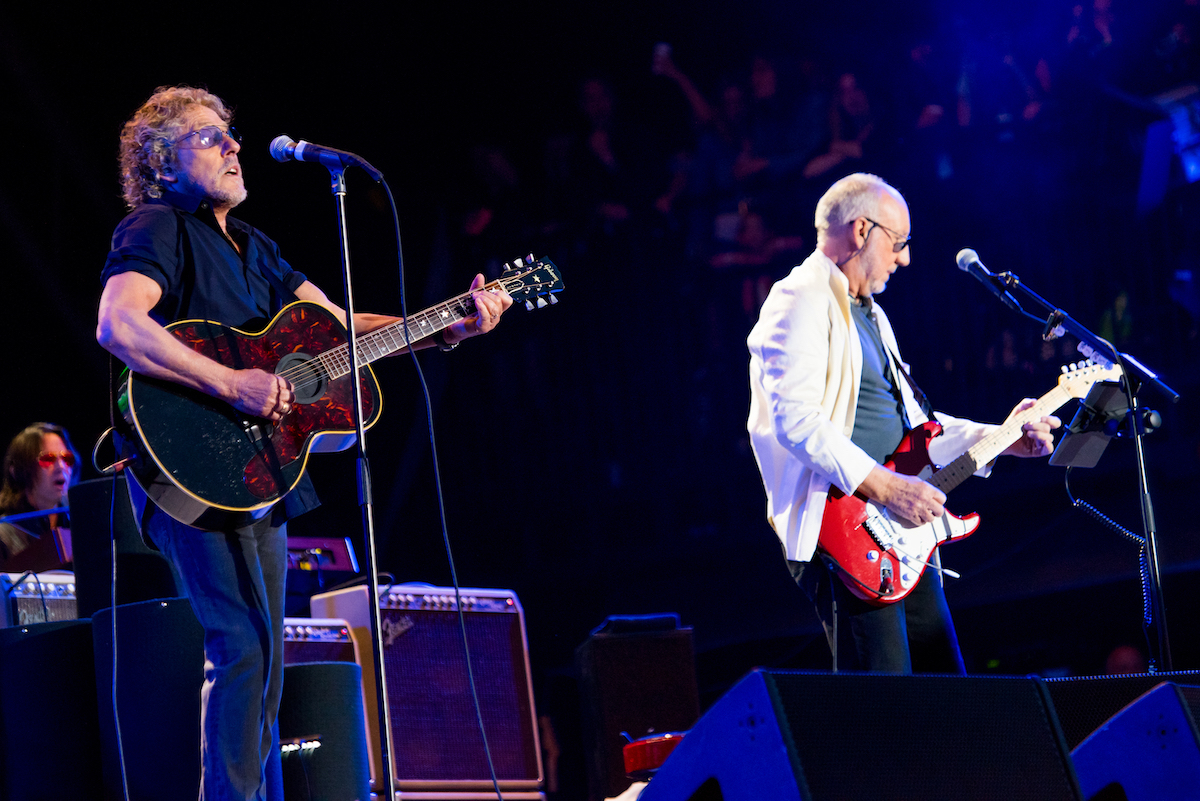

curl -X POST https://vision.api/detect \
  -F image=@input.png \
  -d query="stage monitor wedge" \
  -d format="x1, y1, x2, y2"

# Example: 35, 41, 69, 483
1070, 682, 1200, 801
640, 669, 1083, 801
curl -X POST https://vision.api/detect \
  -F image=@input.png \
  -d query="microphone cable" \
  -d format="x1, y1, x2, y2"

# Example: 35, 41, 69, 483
378, 175, 506, 801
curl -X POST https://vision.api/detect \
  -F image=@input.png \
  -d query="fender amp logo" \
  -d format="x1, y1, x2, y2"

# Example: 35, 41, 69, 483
382, 615, 414, 647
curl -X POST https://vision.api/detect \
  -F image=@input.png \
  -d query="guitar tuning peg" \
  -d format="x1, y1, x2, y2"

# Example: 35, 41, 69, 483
524, 300, 534, 311
549, 295, 558, 305
526, 253, 535, 263
537, 297, 548, 308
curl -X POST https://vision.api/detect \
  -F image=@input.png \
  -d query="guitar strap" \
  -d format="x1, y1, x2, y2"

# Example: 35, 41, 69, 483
860, 297, 934, 422
875, 324, 948, 588
880, 335, 934, 422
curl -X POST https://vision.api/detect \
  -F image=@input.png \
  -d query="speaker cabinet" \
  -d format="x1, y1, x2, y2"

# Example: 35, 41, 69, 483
640, 669, 1083, 801
576, 622, 700, 801
0, 620, 101, 799
311, 585, 543, 796
92, 597, 204, 801
1041, 670, 1200, 749
278, 661, 372, 801
1070, 682, 1200, 801
69, 476, 176, 619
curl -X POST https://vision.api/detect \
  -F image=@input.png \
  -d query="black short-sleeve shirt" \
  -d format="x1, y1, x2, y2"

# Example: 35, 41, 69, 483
102, 191, 308, 329
102, 190, 319, 522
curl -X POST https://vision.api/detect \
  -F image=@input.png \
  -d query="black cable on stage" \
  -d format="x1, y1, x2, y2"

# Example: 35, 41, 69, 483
373, 176, 506, 800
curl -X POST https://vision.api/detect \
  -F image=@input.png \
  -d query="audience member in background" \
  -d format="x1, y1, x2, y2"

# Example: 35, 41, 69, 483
736, 54, 829, 233
0, 423, 79, 569
803, 72, 877, 180
652, 46, 752, 260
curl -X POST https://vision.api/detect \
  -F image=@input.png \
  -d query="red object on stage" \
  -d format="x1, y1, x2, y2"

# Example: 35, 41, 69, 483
623, 732, 686, 780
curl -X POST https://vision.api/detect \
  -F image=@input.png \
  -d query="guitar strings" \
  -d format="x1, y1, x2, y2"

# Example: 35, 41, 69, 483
266, 271, 542, 399
268, 288, 484, 388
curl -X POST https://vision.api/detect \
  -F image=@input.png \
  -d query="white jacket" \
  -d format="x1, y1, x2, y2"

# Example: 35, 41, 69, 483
747, 250, 996, 562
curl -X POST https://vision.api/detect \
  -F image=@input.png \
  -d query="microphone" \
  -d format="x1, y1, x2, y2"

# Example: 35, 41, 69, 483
269, 135, 382, 181
956, 248, 1022, 313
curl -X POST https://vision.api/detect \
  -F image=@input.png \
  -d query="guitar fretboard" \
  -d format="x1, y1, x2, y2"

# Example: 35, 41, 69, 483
314, 292, 483, 380
930, 383, 1073, 494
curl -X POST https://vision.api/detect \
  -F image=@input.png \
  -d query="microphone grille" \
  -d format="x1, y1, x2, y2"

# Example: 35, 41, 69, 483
955, 248, 978, 270
268, 135, 295, 163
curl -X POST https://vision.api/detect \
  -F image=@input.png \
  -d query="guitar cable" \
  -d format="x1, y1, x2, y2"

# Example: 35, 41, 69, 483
102, 354, 133, 801
381, 177, 505, 800
1064, 466, 1155, 634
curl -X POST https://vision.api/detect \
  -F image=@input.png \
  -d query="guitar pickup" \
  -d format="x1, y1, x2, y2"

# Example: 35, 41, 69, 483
862, 515, 896, 550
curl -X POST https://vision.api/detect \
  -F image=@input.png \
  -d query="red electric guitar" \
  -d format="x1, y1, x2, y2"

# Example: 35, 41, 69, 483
818, 361, 1122, 605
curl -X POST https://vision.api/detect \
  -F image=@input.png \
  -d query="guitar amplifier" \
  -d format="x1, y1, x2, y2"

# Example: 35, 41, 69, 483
311, 584, 543, 796
283, 617, 358, 665
1, 572, 77, 627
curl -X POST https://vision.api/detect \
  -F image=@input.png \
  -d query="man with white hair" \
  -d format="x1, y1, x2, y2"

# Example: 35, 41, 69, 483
747, 172, 1059, 672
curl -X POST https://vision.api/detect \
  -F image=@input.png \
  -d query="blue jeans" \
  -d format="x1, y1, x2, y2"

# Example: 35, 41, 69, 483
147, 511, 287, 801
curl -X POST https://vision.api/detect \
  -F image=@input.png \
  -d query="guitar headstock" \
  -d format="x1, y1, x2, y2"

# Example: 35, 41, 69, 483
498, 256, 565, 310
1058, 360, 1123, 398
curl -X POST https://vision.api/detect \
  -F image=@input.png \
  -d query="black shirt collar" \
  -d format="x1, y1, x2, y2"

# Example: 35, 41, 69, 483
151, 190, 248, 240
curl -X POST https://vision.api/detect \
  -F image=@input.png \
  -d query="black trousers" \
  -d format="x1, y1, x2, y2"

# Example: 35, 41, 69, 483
789, 554, 966, 674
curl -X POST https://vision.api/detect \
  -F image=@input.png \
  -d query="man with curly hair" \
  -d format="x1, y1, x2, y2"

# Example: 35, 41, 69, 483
96, 85, 512, 800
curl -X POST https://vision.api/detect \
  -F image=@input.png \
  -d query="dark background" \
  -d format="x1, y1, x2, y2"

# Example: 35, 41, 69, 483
4, 1, 1200, 797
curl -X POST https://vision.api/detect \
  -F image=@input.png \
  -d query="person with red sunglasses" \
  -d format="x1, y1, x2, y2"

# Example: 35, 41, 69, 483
0, 422, 79, 569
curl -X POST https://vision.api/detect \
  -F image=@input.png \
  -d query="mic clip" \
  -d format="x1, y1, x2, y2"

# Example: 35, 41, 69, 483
1042, 309, 1066, 341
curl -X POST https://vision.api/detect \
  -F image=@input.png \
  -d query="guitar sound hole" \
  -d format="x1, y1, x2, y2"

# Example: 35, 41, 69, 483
276, 352, 327, 405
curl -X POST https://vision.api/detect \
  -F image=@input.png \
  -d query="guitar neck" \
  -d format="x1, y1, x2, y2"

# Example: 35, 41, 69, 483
316, 284, 494, 379
929, 383, 1073, 495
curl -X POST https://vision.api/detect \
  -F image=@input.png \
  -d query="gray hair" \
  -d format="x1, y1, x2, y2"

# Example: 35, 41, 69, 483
814, 173, 896, 244
119, 86, 233, 209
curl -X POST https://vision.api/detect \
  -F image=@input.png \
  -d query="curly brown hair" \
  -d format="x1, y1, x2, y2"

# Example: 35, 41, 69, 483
118, 85, 233, 209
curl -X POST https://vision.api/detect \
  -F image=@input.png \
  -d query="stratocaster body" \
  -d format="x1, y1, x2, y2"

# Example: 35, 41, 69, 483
819, 422, 980, 604
818, 361, 1122, 606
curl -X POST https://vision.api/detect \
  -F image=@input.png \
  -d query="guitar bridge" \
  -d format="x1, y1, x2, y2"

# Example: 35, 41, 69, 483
862, 514, 897, 551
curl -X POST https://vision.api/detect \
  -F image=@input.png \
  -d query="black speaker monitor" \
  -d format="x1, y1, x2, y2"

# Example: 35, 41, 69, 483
641, 670, 1083, 801
1070, 682, 1200, 801
69, 476, 176, 618
92, 597, 204, 801
576, 616, 700, 801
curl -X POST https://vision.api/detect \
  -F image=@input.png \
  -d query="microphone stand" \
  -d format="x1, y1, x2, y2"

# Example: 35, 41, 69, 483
987, 269, 1180, 670
324, 165, 396, 792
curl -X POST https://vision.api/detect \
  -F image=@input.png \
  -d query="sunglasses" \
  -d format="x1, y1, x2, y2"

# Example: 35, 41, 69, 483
38, 451, 76, 468
173, 125, 242, 150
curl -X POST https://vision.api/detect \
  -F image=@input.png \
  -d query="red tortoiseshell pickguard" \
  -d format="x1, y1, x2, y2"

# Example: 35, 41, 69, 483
170, 303, 379, 500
